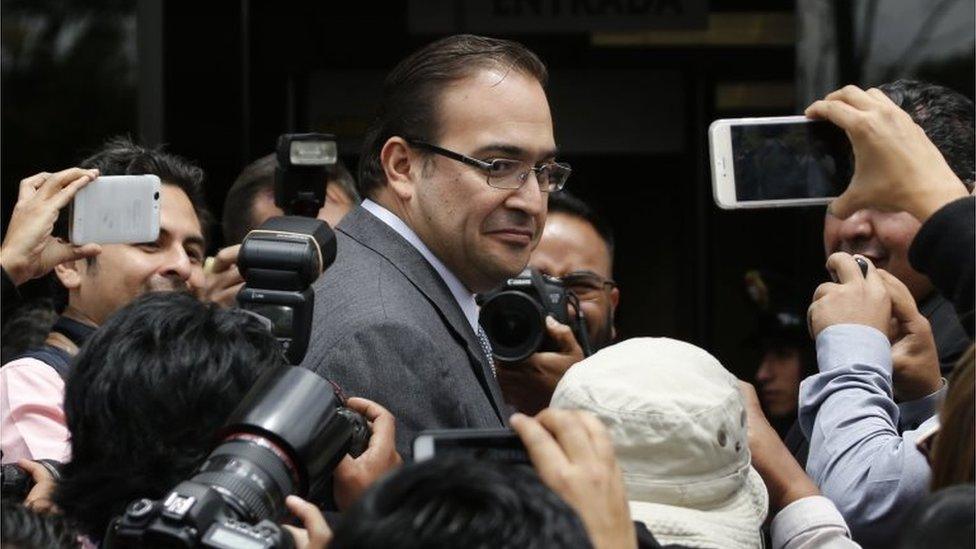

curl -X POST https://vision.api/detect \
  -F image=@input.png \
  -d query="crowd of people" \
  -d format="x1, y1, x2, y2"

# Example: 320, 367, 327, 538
0, 34, 973, 549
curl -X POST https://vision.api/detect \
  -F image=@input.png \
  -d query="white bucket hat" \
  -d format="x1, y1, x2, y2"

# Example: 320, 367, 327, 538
551, 337, 768, 549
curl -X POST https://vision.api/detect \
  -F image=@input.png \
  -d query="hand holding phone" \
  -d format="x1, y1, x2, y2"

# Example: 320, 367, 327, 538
0, 168, 102, 286
709, 116, 853, 209
70, 175, 161, 245
805, 85, 968, 220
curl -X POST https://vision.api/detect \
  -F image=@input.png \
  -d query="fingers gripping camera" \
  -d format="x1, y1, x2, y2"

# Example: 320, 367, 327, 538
478, 268, 592, 363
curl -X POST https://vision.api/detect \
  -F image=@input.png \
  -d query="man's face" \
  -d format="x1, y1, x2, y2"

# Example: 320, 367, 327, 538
530, 212, 619, 349
251, 179, 355, 229
755, 347, 802, 418
823, 209, 932, 301
408, 69, 556, 293
66, 184, 206, 325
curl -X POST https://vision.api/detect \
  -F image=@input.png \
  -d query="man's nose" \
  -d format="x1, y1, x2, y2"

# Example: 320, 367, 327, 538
506, 171, 546, 216
160, 246, 193, 281
836, 210, 874, 242
756, 361, 773, 382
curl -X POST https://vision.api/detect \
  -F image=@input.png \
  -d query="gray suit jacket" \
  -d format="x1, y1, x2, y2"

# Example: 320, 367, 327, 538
300, 206, 507, 459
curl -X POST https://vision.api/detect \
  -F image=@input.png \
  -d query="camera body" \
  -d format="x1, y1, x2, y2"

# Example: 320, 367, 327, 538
478, 268, 588, 363
105, 367, 370, 549
108, 483, 293, 549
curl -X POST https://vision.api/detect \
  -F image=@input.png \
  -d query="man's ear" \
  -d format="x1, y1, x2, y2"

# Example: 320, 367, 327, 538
380, 137, 418, 201
54, 259, 84, 290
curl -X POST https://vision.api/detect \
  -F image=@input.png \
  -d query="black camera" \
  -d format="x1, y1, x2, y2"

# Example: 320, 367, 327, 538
236, 216, 336, 365
104, 366, 370, 549
0, 458, 61, 502
275, 133, 337, 218
478, 268, 592, 363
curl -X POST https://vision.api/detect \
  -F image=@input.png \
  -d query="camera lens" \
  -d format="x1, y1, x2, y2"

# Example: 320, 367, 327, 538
190, 437, 296, 522
153, 191, 160, 200
480, 291, 547, 362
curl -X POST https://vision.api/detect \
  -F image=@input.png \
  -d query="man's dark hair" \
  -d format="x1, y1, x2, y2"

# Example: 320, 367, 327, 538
358, 34, 548, 199
76, 135, 212, 241
547, 191, 615, 259
1, 501, 79, 549
54, 291, 287, 540
879, 80, 975, 191
330, 457, 592, 549
0, 297, 56, 365
222, 153, 359, 245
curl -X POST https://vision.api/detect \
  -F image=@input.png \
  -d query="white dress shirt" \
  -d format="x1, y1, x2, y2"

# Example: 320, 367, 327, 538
361, 199, 480, 334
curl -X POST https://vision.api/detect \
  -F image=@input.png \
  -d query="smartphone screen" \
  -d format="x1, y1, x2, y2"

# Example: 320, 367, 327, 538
413, 429, 530, 465
730, 121, 853, 202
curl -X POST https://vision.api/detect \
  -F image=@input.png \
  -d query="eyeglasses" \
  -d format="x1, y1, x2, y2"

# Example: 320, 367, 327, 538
407, 139, 571, 192
559, 271, 617, 301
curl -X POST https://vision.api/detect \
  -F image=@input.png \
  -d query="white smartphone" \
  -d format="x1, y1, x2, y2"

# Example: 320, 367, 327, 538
708, 116, 853, 209
70, 175, 162, 244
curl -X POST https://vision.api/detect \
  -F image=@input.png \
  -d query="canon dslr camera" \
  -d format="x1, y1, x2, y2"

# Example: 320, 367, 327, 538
104, 367, 368, 549
478, 268, 591, 363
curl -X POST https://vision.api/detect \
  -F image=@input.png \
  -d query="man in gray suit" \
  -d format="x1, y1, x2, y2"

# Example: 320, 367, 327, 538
300, 35, 571, 458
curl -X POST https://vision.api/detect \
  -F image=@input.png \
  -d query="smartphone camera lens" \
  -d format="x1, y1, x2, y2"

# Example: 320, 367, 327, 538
153, 192, 160, 200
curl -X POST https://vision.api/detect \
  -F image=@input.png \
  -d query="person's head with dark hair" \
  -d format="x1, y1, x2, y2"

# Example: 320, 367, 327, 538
54, 291, 287, 540
222, 153, 360, 245
357, 34, 560, 294
1, 501, 79, 549
330, 457, 592, 549
529, 191, 618, 350
358, 34, 548, 200
878, 79, 975, 191
742, 271, 816, 435
0, 297, 56, 365
50, 136, 210, 325
823, 80, 975, 303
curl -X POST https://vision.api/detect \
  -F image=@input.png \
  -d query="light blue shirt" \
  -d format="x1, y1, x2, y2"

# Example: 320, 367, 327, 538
799, 324, 937, 549
361, 199, 480, 334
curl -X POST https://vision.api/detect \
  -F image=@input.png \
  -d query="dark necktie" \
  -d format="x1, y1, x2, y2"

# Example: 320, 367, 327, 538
476, 326, 497, 378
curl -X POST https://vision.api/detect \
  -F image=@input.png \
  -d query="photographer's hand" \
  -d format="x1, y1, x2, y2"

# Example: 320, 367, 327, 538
17, 459, 58, 514
805, 85, 968, 221
202, 244, 244, 307
497, 316, 584, 415
333, 397, 403, 511
0, 169, 101, 286
876, 270, 941, 401
808, 253, 891, 338
511, 409, 636, 549
283, 495, 332, 549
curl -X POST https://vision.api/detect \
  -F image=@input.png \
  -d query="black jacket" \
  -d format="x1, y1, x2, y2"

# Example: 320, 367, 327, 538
909, 196, 975, 341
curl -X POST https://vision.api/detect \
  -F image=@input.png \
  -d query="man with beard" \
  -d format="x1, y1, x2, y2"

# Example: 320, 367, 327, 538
0, 137, 210, 464
496, 191, 619, 414
300, 35, 570, 458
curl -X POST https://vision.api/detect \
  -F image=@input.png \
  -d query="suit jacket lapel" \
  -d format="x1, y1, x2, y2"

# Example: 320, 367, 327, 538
337, 206, 507, 424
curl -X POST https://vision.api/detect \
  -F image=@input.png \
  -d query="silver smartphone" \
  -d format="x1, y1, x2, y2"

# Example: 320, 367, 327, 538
70, 175, 162, 244
708, 116, 853, 209
413, 428, 530, 464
